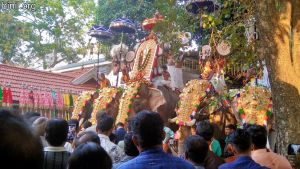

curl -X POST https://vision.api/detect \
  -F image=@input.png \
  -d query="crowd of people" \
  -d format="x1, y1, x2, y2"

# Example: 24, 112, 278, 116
0, 108, 293, 169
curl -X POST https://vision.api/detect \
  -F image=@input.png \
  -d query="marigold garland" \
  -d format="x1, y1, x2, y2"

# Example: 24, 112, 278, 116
176, 79, 211, 125
115, 81, 141, 125
71, 91, 94, 120
89, 87, 119, 125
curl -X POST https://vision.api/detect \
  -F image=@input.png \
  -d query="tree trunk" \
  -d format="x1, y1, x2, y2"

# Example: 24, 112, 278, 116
257, 0, 300, 167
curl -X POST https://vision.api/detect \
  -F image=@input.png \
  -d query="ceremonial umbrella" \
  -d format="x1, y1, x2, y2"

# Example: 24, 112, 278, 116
109, 18, 136, 86
185, 0, 219, 44
185, 0, 219, 14
109, 18, 136, 34
88, 25, 113, 88
88, 25, 113, 41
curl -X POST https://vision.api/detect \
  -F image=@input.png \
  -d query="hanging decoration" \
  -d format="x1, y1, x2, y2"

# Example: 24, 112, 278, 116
233, 86, 272, 126
216, 41, 231, 56
90, 87, 119, 125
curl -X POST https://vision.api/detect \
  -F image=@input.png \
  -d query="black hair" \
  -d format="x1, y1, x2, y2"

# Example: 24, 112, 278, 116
131, 110, 164, 148
83, 121, 92, 129
96, 114, 114, 132
45, 118, 68, 146
196, 121, 214, 142
230, 129, 252, 153
68, 142, 112, 169
109, 132, 117, 144
68, 119, 80, 132
184, 135, 208, 165
161, 65, 167, 70
124, 132, 139, 156
225, 124, 237, 130
246, 125, 267, 149
116, 122, 124, 127
75, 131, 100, 148
0, 109, 43, 169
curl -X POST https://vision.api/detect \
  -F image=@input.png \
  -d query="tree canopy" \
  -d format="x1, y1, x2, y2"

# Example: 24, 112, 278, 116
0, 0, 96, 69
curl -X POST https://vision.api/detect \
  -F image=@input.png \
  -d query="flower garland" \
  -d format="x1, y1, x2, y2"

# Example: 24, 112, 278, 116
176, 79, 211, 126
89, 87, 119, 125
235, 86, 272, 126
138, 48, 152, 71
71, 91, 94, 120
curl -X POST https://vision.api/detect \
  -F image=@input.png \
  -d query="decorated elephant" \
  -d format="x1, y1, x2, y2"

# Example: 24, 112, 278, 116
89, 87, 123, 125
71, 91, 96, 128
169, 79, 237, 156
115, 79, 179, 128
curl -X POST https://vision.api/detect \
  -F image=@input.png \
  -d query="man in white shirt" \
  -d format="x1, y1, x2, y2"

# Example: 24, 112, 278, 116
97, 114, 124, 163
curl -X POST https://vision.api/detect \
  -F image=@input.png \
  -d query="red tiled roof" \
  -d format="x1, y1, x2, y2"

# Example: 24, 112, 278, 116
60, 67, 94, 77
0, 64, 95, 101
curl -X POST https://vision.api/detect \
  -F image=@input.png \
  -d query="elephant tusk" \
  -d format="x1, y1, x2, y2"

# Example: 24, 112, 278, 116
185, 119, 196, 127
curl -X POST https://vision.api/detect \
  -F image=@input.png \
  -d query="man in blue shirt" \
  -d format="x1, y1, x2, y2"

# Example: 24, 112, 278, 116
218, 129, 270, 169
115, 122, 127, 144
117, 111, 194, 169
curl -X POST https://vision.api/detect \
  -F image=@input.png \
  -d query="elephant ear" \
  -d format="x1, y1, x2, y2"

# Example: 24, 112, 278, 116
148, 87, 166, 112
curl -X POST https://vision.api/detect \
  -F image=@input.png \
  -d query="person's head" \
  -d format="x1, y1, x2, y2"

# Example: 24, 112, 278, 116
225, 124, 236, 136
68, 142, 112, 169
131, 110, 164, 151
161, 65, 167, 71
75, 131, 100, 148
96, 114, 114, 136
196, 121, 214, 144
45, 118, 68, 146
68, 119, 80, 133
116, 122, 124, 128
230, 129, 252, 155
124, 132, 139, 157
246, 125, 267, 150
184, 135, 208, 166
32, 116, 48, 136
0, 109, 43, 169
100, 73, 106, 79
82, 121, 92, 129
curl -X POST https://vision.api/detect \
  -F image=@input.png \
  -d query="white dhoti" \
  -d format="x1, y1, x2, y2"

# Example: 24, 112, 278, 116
152, 76, 171, 88
168, 65, 184, 90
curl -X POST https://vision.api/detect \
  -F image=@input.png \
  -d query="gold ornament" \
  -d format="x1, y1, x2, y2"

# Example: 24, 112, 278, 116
71, 91, 94, 120
89, 88, 119, 125
176, 79, 211, 124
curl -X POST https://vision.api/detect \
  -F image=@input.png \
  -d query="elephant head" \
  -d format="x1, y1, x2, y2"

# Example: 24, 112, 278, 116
89, 87, 123, 125
116, 82, 178, 126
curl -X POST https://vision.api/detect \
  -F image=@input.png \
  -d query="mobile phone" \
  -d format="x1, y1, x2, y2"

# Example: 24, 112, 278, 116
288, 144, 300, 155
67, 124, 76, 142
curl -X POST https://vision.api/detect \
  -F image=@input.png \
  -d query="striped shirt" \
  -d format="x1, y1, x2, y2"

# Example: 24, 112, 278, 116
43, 146, 70, 169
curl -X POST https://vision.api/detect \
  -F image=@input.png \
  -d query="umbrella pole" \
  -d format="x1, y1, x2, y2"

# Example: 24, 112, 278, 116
97, 41, 101, 88
116, 32, 124, 87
